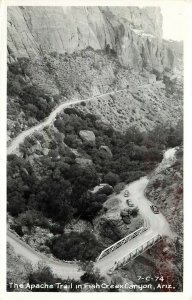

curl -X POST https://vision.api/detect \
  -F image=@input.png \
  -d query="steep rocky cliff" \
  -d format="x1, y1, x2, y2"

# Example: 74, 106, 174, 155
7, 6, 183, 139
8, 6, 173, 72
7, 7, 183, 290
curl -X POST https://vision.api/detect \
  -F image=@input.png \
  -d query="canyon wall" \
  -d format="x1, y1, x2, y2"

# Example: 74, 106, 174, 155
8, 6, 174, 72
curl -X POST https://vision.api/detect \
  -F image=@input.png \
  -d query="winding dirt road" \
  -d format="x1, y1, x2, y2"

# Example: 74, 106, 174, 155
7, 82, 160, 155
7, 231, 83, 280
7, 88, 127, 155
7, 83, 173, 280
95, 159, 174, 274
7, 149, 175, 279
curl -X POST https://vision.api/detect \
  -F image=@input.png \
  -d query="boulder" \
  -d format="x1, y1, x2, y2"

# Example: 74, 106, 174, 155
30, 143, 42, 154
42, 148, 49, 155
75, 158, 93, 168
95, 119, 111, 131
90, 183, 113, 195
99, 145, 113, 157
120, 209, 130, 217
122, 215, 131, 224
79, 130, 95, 144
70, 148, 81, 157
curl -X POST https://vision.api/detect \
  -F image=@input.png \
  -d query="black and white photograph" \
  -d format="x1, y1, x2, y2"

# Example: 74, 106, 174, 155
1, 1, 188, 296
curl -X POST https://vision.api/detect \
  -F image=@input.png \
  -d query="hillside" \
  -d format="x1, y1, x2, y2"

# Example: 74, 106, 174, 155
7, 6, 183, 292
7, 7, 183, 141
7, 243, 32, 291
145, 147, 183, 238
144, 147, 183, 290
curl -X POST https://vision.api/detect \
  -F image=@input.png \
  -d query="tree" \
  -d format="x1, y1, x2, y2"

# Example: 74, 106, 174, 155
10, 223, 24, 236
114, 182, 125, 194
70, 165, 99, 203
80, 272, 98, 284
7, 191, 26, 216
105, 44, 111, 54
104, 172, 120, 186
130, 206, 139, 218
98, 185, 114, 195
80, 262, 105, 291
54, 119, 66, 133
64, 134, 81, 148
50, 231, 103, 261
74, 192, 103, 221
94, 193, 107, 203
37, 178, 73, 222
28, 262, 64, 292
16, 210, 49, 231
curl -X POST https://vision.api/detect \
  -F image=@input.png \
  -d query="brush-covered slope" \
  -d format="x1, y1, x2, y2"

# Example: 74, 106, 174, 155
7, 6, 183, 141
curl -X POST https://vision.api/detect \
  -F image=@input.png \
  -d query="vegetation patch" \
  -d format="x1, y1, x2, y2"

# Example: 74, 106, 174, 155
48, 230, 104, 261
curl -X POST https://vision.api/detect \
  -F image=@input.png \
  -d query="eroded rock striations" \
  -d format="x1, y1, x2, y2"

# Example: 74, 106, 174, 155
7, 6, 183, 140
8, 6, 174, 72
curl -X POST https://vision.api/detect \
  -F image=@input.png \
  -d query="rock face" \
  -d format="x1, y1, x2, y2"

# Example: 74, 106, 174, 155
94, 196, 143, 246
8, 6, 174, 72
90, 183, 113, 195
99, 145, 113, 157
145, 147, 183, 238
7, 7, 183, 139
79, 130, 95, 144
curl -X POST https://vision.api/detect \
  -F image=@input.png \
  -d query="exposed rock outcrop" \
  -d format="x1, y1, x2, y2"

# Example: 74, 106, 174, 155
90, 183, 113, 195
99, 145, 113, 157
94, 196, 143, 246
7, 7, 183, 140
8, 6, 175, 72
79, 130, 95, 144
75, 157, 93, 168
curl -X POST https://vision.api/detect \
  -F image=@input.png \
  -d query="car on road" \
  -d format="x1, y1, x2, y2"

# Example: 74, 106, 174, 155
124, 190, 129, 197
127, 199, 134, 207
150, 205, 159, 214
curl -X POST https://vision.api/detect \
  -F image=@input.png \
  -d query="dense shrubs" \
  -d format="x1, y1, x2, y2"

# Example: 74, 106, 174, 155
15, 210, 49, 231
7, 153, 100, 223
130, 207, 139, 218
27, 264, 80, 292
54, 110, 170, 184
10, 223, 24, 237
74, 192, 103, 221
7, 109, 183, 228
7, 58, 58, 123
64, 134, 81, 148
28, 265, 60, 292
80, 272, 99, 284
49, 231, 104, 261
114, 182, 125, 194
104, 172, 120, 186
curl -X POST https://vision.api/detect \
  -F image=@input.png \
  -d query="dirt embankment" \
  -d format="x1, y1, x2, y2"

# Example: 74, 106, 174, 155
145, 147, 183, 238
